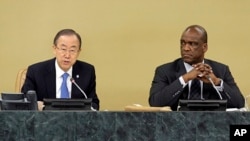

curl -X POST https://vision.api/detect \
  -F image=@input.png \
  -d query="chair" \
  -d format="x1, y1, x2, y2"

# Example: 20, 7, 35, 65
14, 68, 45, 111
15, 68, 27, 92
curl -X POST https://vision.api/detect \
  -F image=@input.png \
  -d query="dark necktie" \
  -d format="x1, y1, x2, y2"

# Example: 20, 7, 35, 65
61, 73, 69, 98
189, 79, 201, 100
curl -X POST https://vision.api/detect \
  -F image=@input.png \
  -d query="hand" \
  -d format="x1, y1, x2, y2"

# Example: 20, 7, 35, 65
37, 101, 44, 111
182, 65, 202, 83
193, 63, 221, 85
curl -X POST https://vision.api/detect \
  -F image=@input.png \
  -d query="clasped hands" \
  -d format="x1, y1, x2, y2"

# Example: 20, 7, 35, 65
183, 63, 221, 85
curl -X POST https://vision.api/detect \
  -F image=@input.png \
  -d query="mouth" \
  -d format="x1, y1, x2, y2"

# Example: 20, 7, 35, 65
182, 54, 192, 58
62, 60, 70, 65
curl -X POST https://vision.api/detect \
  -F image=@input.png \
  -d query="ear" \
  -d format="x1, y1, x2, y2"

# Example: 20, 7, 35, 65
203, 43, 208, 53
52, 45, 56, 55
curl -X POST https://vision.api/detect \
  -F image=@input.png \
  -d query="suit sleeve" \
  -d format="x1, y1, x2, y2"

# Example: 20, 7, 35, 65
86, 66, 100, 110
21, 66, 36, 96
149, 66, 185, 108
220, 65, 245, 108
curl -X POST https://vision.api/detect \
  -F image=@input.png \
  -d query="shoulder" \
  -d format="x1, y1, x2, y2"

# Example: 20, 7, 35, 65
73, 60, 95, 70
27, 58, 55, 70
204, 59, 230, 74
205, 59, 228, 68
157, 58, 182, 70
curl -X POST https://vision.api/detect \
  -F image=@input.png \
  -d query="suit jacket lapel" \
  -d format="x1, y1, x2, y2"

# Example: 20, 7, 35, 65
71, 62, 81, 98
175, 59, 187, 78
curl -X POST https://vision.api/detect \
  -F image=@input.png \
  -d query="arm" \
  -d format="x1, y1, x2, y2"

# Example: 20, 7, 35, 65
86, 66, 100, 110
149, 66, 185, 108
219, 66, 245, 108
195, 63, 245, 108
149, 62, 205, 108
21, 66, 37, 97
22, 66, 45, 111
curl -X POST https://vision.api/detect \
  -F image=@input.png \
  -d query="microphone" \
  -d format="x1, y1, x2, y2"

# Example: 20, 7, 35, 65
26, 90, 38, 110
70, 77, 96, 111
70, 77, 88, 99
206, 76, 223, 100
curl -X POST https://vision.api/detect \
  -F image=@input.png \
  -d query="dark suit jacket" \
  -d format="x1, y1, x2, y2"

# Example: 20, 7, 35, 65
21, 58, 100, 110
149, 58, 245, 111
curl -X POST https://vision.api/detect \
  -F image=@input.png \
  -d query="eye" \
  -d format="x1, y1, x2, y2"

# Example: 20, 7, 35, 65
180, 41, 186, 46
190, 42, 199, 46
70, 49, 77, 53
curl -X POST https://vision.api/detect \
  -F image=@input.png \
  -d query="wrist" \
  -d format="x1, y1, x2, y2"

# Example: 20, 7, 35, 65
182, 74, 192, 83
214, 78, 221, 86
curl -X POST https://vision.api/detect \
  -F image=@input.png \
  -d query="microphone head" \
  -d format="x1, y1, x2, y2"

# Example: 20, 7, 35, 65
27, 90, 36, 95
70, 77, 75, 82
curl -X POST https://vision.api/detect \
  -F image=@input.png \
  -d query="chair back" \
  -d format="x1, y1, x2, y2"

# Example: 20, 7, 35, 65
15, 68, 27, 92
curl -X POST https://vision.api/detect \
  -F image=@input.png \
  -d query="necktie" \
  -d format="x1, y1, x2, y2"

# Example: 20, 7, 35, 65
189, 79, 201, 100
61, 73, 69, 98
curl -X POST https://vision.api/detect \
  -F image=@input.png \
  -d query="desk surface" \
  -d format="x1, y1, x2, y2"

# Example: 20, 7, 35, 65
0, 111, 249, 141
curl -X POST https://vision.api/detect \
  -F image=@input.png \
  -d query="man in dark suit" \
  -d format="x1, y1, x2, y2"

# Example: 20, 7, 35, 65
149, 25, 245, 111
22, 29, 100, 110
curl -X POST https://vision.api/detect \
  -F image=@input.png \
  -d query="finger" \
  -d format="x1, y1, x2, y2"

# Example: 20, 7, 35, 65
203, 67, 212, 73
192, 63, 203, 68
193, 64, 205, 71
204, 64, 212, 70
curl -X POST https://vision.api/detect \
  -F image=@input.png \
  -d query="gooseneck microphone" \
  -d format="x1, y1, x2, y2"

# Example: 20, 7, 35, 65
70, 78, 88, 99
70, 77, 96, 111
206, 76, 223, 100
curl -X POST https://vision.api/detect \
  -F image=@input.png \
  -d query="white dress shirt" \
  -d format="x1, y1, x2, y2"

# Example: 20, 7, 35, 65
55, 60, 73, 98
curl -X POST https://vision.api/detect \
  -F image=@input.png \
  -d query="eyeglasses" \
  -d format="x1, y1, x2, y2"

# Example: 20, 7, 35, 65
55, 46, 79, 55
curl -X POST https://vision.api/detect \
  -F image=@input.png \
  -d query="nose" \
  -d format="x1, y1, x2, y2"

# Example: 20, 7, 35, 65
64, 51, 71, 58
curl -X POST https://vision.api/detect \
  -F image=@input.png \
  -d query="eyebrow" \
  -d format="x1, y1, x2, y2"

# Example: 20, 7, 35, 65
59, 44, 78, 48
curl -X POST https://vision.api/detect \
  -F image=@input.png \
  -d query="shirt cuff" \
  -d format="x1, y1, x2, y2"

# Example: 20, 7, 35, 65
179, 76, 187, 88
215, 79, 224, 91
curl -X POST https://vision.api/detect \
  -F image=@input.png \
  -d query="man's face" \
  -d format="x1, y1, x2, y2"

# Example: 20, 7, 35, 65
53, 35, 81, 71
180, 28, 207, 65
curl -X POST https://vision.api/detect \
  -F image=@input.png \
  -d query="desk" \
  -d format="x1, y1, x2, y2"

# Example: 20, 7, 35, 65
0, 111, 250, 141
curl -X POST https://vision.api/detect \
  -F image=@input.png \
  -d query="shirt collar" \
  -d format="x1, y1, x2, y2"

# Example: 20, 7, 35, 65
183, 60, 204, 73
55, 59, 73, 78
